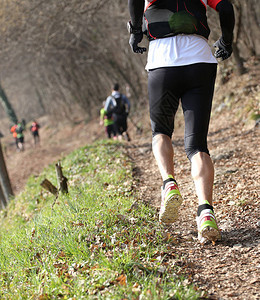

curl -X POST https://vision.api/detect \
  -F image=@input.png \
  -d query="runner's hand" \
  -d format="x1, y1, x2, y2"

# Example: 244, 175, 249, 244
129, 33, 146, 54
213, 37, 233, 61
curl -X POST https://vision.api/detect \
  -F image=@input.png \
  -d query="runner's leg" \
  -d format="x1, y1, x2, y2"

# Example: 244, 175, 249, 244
107, 125, 113, 139
152, 134, 174, 180
148, 67, 184, 223
181, 63, 220, 242
181, 63, 217, 205
148, 67, 182, 181
191, 152, 214, 205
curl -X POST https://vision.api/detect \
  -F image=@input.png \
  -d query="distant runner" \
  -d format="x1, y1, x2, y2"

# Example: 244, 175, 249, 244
128, 0, 235, 243
100, 102, 117, 139
10, 124, 19, 150
30, 120, 40, 146
104, 83, 131, 141
16, 122, 25, 151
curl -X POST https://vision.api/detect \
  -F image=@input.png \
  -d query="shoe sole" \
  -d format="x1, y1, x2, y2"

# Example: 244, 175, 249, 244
159, 194, 183, 224
200, 226, 221, 243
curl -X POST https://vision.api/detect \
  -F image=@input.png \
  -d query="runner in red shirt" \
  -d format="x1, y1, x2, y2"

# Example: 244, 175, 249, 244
30, 120, 40, 146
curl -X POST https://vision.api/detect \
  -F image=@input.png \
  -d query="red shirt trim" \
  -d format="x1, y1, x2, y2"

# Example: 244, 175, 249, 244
207, 0, 222, 10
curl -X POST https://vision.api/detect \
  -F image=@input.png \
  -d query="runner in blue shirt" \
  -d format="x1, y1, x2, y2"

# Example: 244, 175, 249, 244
104, 83, 131, 141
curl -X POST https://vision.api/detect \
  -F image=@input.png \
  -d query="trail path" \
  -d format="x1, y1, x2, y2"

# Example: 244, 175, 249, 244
3, 116, 103, 193
125, 59, 260, 299
128, 117, 259, 299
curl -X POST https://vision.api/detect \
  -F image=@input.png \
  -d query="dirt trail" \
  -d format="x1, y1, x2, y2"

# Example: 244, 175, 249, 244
2, 116, 103, 193
1, 60, 259, 299
128, 117, 259, 300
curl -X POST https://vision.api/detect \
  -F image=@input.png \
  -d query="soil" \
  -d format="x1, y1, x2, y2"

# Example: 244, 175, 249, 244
1, 59, 259, 299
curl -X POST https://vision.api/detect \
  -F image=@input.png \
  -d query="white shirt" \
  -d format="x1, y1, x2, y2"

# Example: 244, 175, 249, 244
145, 0, 218, 70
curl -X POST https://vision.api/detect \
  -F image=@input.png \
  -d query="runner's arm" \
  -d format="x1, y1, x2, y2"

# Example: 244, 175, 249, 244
128, 0, 144, 29
104, 97, 112, 112
100, 109, 105, 120
123, 95, 131, 114
128, 0, 146, 54
216, 0, 235, 44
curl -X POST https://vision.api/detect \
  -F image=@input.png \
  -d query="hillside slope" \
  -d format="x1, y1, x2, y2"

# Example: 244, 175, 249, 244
1, 58, 259, 299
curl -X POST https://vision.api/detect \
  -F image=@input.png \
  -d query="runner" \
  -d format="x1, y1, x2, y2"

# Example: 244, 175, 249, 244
10, 124, 19, 150
100, 102, 117, 139
16, 122, 25, 151
30, 120, 40, 146
128, 0, 234, 243
104, 83, 131, 141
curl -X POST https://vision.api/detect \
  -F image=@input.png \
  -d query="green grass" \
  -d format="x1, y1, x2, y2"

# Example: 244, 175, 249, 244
0, 140, 200, 299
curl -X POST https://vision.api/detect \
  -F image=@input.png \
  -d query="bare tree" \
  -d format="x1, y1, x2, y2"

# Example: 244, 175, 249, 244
0, 0, 258, 124
0, 141, 14, 207
0, 83, 18, 124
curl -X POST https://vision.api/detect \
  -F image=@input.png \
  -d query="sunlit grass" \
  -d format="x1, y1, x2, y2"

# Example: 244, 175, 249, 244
0, 140, 200, 299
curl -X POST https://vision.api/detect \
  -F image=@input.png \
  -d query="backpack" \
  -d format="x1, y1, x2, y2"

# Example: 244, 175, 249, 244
112, 94, 126, 115
105, 94, 126, 119
143, 0, 210, 41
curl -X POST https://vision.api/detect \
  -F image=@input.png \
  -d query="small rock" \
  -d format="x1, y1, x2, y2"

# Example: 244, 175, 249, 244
157, 266, 166, 274
233, 243, 242, 248
225, 168, 238, 174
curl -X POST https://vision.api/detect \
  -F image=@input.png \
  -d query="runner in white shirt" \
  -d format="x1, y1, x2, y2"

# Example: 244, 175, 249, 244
128, 0, 235, 243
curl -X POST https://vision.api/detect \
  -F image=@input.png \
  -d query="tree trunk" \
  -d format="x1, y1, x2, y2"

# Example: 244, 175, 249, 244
232, 42, 247, 75
0, 141, 14, 205
0, 183, 7, 210
0, 83, 18, 125
55, 162, 68, 194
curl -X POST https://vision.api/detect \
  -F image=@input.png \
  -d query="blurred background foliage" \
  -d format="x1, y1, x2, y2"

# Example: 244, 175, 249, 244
0, 0, 259, 124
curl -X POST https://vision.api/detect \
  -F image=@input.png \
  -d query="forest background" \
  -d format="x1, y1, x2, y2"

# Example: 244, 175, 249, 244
0, 0, 259, 131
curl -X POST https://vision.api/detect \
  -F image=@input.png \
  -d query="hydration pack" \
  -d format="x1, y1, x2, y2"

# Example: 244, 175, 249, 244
112, 94, 126, 115
106, 94, 126, 118
143, 0, 210, 41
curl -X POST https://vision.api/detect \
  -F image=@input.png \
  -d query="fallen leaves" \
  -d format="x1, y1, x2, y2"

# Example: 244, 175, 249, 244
115, 274, 127, 286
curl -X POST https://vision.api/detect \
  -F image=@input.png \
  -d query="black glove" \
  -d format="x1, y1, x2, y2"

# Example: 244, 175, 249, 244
129, 33, 146, 54
213, 37, 233, 61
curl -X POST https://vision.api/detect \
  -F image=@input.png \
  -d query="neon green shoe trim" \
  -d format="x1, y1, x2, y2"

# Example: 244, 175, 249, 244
199, 220, 219, 232
165, 189, 181, 201
167, 175, 174, 180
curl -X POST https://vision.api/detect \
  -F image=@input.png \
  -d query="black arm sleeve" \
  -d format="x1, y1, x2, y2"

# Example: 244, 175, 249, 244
128, 0, 145, 28
216, 0, 235, 44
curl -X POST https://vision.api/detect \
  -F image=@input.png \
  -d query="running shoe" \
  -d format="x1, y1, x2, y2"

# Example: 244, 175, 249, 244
196, 209, 221, 244
159, 180, 183, 224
